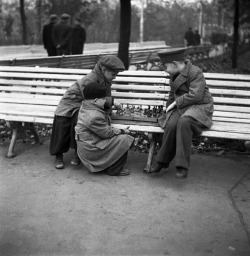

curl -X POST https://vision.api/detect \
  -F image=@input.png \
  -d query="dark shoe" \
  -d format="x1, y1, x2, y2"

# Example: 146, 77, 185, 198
150, 161, 168, 173
55, 154, 64, 169
71, 152, 81, 166
117, 168, 130, 176
175, 168, 188, 179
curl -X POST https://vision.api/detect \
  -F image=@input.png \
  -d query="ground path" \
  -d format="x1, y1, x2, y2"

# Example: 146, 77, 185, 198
0, 138, 250, 256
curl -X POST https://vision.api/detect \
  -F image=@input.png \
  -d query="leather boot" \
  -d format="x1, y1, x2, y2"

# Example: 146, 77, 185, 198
176, 167, 188, 178
149, 161, 169, 173
71, 151, 81, 166
55, 154, 64, 169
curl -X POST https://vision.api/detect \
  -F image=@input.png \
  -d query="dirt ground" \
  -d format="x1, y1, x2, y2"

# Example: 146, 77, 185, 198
0, 138, 250, 256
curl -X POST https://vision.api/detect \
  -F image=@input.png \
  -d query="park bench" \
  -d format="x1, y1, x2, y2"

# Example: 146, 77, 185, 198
0, 66, 250, 172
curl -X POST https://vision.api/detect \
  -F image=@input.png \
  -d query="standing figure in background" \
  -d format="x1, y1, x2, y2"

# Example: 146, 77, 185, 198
42, 14, 58, 56
184, 27, 194, 47
193, 30, 201, 46
52, 13, 72, 56
71, 17, 86, 55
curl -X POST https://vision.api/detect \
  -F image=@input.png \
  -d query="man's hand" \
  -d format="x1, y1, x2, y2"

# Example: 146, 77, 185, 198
166, 101, 176, 112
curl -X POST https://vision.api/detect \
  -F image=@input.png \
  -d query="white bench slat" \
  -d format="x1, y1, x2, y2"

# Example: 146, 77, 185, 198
0, 72, 167, 84
204, 73, 250, 82
0, 79, 72, 87
0, 66, 168, 77
214, 105, 250, 113
213, 111, 250, 119
207, 80, 250, 88
212, 116, 250, 124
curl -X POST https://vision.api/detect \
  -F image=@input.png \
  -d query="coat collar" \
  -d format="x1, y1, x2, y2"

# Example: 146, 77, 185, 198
81, 100, 106, 114
92, 64, 111, 87
171, 61, 192, 91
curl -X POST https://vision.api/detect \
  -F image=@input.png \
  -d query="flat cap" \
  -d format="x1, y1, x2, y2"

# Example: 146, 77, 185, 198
49, 14, 58, 21
61, 13, 70, 19
157, 47, 187, 64
99, 55, 125, 71
83, 82, 107, 100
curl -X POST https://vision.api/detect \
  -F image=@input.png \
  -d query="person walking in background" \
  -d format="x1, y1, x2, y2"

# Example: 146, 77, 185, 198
42, 14, 58, 56
71, 17, 86, 55
52, 13, 72, 55
193, 30, 201, 46
184, 27, 194, 47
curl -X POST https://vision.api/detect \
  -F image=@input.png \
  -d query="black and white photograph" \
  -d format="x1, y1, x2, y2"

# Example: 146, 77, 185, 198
0, 0, 250, 255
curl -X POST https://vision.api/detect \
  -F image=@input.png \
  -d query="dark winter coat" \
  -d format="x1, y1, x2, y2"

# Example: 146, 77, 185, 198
52, 22, 72, 52
71, 25, 86, 55
42, 22, 57, 56
75, 101, 134, 172
158, 61, 214, 129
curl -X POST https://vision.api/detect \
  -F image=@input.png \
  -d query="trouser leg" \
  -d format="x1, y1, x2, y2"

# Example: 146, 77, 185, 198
70, 110, 79, 150
175, 116, 204, 170
49, 115, 71, 155
156, 110, 181, 165
104, 151, 128, 176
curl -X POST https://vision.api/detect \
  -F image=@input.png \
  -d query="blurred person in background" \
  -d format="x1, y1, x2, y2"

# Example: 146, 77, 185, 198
42, 14, 58, 56
52, 13, 72, 55
71, 17, 86, 55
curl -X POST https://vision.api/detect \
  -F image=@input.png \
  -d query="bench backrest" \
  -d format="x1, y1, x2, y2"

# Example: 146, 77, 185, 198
0, 66, 250, 128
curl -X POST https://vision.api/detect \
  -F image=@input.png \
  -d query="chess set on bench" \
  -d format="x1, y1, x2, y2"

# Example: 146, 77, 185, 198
111, 104, 165, 124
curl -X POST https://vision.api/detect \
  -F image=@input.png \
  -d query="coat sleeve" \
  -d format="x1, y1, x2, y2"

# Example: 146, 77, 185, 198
166, 87, 175, 108
175, 68, 206, 109
89, 115, 120, 139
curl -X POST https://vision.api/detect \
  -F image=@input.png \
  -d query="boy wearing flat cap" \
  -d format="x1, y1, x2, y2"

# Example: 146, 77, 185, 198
75, 82, 134, 176
149, 48, 214, 178
50, 55, 125, 169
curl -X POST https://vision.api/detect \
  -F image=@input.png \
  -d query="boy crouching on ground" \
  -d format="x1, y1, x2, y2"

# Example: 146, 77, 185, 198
75, 82, 134, 176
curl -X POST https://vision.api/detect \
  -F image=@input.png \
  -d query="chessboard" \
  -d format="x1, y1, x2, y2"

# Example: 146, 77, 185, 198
111, 105, 165, 126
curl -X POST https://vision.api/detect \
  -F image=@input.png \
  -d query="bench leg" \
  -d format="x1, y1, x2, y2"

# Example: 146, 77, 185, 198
6, 127, 18, 158
28, 123, 41, 144
143, 133, 156, 173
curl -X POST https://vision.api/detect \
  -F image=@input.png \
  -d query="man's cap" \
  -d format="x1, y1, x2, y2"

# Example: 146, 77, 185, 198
157, 48, 187, 64
61, 13, 70, 20
99, 55, 125, 71
49, 14, 58, 21
83, 82, 107, 100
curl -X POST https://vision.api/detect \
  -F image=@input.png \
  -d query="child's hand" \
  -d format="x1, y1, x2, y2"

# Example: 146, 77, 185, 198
124, 126, 130, 134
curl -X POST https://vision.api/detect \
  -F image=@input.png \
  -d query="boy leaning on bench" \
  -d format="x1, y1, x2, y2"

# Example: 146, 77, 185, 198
50, 55, 125, 169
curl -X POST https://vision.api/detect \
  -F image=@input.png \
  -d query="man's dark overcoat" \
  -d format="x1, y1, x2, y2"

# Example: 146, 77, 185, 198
52, 22, 72, 55
42, 22, 57, 56
71, 25, 86, 55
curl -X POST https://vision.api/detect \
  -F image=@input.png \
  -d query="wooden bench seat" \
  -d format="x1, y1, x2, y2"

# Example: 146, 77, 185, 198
0, 66, 250, 171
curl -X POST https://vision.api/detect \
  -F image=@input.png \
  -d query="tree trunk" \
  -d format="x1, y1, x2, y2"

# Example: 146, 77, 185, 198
118, 0, 131, 70
36, 0, 42, 44
20, 0, 28, 44
232, 0, 239, 69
